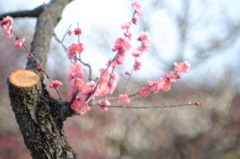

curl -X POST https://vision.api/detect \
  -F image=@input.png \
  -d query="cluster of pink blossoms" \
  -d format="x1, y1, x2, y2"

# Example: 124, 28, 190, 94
97, 68, 119, 96
1, 16, 25, 48
65, 2, 144, 113
137, 61, 190, 97
67, 66, 120, 113
67, 28, 84, 58
112, 5, 149, 73
131, 1, 142, 16
66, 26, 122, 113
0, 16, 13, 37
132, 32, 150, 71
71, 99, 90, 114
112, 37, 131, 65
67, 60, 91, 114
110, 1, 143, 67
68, 43, 84, 58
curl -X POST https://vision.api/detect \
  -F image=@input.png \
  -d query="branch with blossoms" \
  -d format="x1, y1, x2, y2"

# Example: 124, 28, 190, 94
59, 1, 200, 114
0, 16, 63, 98
1, 1, 200, 117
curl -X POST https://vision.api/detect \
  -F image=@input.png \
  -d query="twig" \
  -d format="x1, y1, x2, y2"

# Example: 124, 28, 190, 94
124, 57, 136, 94
77, 23, 80, 43
61, 24, 72, 42
76, 57, 93, 81
99, 103, 200, 109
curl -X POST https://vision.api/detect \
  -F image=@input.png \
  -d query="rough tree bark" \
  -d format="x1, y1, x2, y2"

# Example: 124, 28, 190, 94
2, 0, 77, 158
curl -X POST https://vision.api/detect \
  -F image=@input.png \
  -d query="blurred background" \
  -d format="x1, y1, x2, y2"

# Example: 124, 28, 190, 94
0, 0, 240, 158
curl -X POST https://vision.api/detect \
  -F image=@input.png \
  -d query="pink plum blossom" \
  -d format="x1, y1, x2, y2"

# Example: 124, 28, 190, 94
131, 49, 142, 57
195, 102, 201, 106
132, 18, 138, 25
112, 37, 131, 55
68, 43, 84, 58
134, 60, 141, 71
72, 78, 84, 91
100, 100, 110, 111
97, 69, 110, 96
160, 79, 171, 92
14, 38, 25, 48
68, 62, 83, 80
0, 16, 13, 37
99, 68, 111, 81
68, 78, 84, 99
71, 99, 90, 114
106, 59, 117, 67
49, 80, 62, 88
131, 1, 142, 16
174, 61, 190, 73
163, 71, 181, 83
121, 22, 132, 29
131, 32, 150, 57
124, 31, 132, 40
137, 32, 150, 42
37, 66, 45, 72
73, 28, 82, 35
26, 55, 31, 59
116, 54, 125, 65
137, 87, 151, 98
125, 71, 130, 75
81, 81, 96, 95
108, 70, 119, 94
148, 78, 165, 93
117, 94, 130, 105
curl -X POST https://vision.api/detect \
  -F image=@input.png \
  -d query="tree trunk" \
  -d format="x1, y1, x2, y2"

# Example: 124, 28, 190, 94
5, 0, 76, 158
8, 70, 75, 159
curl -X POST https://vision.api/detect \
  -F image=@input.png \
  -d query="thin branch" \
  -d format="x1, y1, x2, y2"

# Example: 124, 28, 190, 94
0, 5, 43, 20
76, 57, 93, 81
91, 92, 152, 106
124, 57, 136, 94
61, 24, 72, 42
77, 23, 80, 43
100, 103, 200, 109
13, 31, 62, 99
